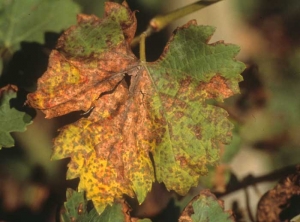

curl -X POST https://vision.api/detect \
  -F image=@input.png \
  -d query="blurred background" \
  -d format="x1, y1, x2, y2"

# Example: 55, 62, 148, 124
1, 0, 300, 221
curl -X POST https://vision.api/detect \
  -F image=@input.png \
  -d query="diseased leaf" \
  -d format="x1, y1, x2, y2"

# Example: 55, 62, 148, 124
27, 1, 245, 214
257, 166, 300, 222
52, 82, 154, 213
0, 0, 80, 53
145, 21, 243, 193
61, 189, 87, 221
199, 128, 242, 192
28, 2, 146, 213
61, 189, 129, 222
135, 219, 152, 222
27, 2, 138, 118
94, 203, 127, 222
0, 85, 32, 148
179, 190, 234, 222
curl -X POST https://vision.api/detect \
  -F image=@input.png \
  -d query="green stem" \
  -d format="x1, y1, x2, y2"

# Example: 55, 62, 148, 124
139, 32, 147, 62
131, 0, 222, 48
150, 0, 221, 32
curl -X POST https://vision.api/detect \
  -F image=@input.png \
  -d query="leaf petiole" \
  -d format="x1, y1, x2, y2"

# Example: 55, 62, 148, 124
139, 32, 147, 62
131, 0, 222, 48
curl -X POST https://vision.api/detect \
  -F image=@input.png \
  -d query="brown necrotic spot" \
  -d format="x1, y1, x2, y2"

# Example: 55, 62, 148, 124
77, 203, 84, 214
196, 75, 234, 100
178, 77, 192, 93
193, 125, 202, 140
174, 111, 184, 119
175, 98, 187, 110
176, 156, 188, 167
69, 161, 79, 170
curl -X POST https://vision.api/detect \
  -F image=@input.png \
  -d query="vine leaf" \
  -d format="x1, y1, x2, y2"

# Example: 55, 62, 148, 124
28, 2, 150, 213
61, 189, 131, 222
26, 1, 138, 118
145, 21, 243, 193
0, 85, 32, 149
179, 190, 234, 222
257, 166, 300, 222
27, 1, 245, 214
0, 0, 80, 53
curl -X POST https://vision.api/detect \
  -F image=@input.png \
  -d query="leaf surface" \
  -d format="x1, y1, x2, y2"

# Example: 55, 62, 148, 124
179, 190, 234, 222
27, 1, 138, 118
145, 21, 243, 193
28, 2, 150, 213
0, 0, 80, 53
0, 85, 32, 148
61, 188, 86, 221
27, 2, 245, 214
61, 189, 129, 222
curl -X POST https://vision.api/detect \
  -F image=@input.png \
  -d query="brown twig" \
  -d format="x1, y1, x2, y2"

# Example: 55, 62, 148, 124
215, 165, 298, 198
244, 188, 255, 222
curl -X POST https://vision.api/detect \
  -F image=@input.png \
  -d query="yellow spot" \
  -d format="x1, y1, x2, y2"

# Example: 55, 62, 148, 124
101, 110, 110, 118
66, 65, 80, 84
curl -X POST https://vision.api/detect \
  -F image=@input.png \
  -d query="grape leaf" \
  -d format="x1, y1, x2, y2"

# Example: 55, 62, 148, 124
61, 188, 87, 221
26, 2, 138, 118
61, 189, 130, 222
137, 219, 152, 222
257, 167, 300, 222
0, 85, 32, 149
28, 2, 150, 213
27, 1, 245, 214
146, 21, 243, 193
0, 0, 80, 53
179, 190, 234, 222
